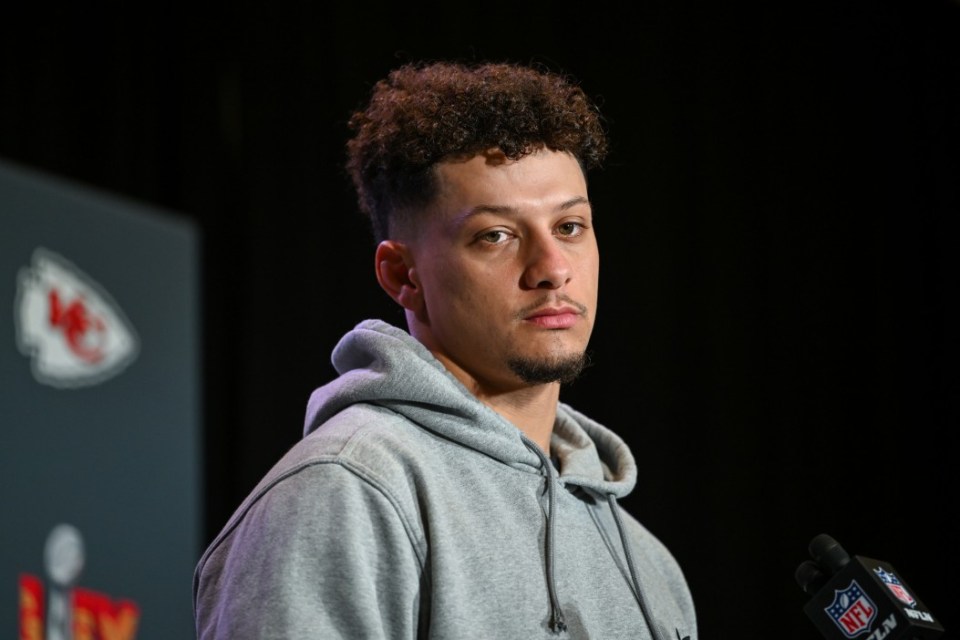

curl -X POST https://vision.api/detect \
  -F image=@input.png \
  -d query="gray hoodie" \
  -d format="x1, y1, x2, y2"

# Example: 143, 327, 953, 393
194, 320, 697, 639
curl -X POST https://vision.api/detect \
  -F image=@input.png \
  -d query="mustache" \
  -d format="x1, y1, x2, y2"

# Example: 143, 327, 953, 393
515, 294, 589, 319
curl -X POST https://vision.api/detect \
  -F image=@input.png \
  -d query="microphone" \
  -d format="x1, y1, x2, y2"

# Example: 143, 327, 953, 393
795, 534, 945, 639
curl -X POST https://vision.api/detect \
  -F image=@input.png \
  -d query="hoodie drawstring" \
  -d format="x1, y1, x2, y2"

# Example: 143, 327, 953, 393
523, 438, 665, 640
607, 493, 667, 640
522, 438, 567, 634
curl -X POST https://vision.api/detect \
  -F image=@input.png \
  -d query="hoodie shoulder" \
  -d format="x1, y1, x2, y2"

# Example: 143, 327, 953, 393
281, 403, 429, 488
195, 404, 430, 583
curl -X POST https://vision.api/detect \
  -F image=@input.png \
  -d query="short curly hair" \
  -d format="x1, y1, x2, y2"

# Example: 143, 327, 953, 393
345, 61, 609, 242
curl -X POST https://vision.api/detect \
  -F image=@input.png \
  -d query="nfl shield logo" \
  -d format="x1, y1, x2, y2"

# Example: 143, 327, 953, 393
874, 567, 916, 606
825, 580, 877, 638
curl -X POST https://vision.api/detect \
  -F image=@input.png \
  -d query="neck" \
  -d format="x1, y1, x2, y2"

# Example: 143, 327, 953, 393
475, 384, 560, 453
430, 351, 559, 453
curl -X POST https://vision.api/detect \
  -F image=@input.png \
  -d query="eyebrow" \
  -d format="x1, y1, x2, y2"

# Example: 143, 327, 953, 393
455, 196, 592, 221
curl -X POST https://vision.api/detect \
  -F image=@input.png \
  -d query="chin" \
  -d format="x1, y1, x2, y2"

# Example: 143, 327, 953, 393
507, 350, 590, 385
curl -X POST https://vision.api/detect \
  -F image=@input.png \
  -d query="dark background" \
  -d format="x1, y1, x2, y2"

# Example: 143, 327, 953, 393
3, 1, 957, 637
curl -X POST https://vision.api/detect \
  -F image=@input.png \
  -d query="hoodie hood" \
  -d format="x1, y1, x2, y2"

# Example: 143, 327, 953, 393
303, 319, 637, 498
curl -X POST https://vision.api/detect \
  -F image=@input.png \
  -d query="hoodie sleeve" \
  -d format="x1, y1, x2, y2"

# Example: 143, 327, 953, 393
194, 461, 425, 640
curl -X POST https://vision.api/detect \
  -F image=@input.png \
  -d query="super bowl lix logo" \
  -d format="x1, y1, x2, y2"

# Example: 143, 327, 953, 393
825, 580, 878, 638
19, 524, 140, 640
14, 248, 139, 388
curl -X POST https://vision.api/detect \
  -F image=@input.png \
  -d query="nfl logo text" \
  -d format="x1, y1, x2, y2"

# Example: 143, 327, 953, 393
873, 567, 916, 607
825, 580, 877, 638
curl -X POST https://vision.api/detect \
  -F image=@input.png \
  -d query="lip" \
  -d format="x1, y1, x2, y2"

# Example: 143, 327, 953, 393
524, 306, 583, 329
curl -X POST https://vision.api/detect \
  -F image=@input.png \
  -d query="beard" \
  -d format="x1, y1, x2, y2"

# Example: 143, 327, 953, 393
507, 350, 592, 385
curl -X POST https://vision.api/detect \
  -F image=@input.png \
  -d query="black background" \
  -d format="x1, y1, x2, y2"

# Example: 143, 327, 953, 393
3, 1, 958, 637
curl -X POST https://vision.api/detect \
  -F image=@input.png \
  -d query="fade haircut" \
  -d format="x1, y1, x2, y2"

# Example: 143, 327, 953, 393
345, 61, 609, 242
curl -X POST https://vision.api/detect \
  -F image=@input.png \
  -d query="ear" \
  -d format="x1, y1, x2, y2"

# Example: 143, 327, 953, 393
375, 240, 423, 313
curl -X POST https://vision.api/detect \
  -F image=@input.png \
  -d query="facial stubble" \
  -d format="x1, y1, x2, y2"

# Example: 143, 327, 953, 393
507, 295, 593, 384
507, 351, 592, 385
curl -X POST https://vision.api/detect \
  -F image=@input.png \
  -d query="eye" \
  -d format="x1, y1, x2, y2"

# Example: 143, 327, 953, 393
477, 229, 511, 245
556, 221, 586, 237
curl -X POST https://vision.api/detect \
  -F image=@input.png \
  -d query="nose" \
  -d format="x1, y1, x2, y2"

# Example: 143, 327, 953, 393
521, 233, 572, 290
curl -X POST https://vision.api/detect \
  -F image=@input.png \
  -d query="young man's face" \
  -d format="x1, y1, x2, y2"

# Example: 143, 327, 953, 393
402, 148, 599, 393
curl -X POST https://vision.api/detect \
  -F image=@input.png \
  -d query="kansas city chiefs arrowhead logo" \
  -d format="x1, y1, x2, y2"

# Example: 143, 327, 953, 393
14, 248, 139, 388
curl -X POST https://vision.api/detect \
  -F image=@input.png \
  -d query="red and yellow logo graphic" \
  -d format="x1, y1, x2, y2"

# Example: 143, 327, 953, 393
18, 525, 140, 640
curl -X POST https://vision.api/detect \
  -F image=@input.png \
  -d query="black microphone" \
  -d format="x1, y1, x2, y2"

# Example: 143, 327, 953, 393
795, 534, 945, 639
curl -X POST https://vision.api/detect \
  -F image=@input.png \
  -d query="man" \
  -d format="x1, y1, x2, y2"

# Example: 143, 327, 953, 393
194, 61, 697, 639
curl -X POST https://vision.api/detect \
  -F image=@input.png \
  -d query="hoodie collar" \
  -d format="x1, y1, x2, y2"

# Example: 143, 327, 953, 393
553, 403, 638, 498
304, 319, 637, 496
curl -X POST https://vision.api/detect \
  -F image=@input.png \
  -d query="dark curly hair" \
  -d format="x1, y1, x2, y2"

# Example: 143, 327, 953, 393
345, 61, 609, 242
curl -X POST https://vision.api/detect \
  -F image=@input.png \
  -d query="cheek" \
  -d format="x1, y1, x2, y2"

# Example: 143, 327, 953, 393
435, 257, 504, 303
584, 247, 600, 289
422, 262, 483, 321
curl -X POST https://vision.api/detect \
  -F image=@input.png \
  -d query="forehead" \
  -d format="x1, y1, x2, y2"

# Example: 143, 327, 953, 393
431, 149, 588, 215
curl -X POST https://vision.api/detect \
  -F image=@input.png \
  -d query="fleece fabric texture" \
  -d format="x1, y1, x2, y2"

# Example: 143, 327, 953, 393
193, 319, 697, 639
